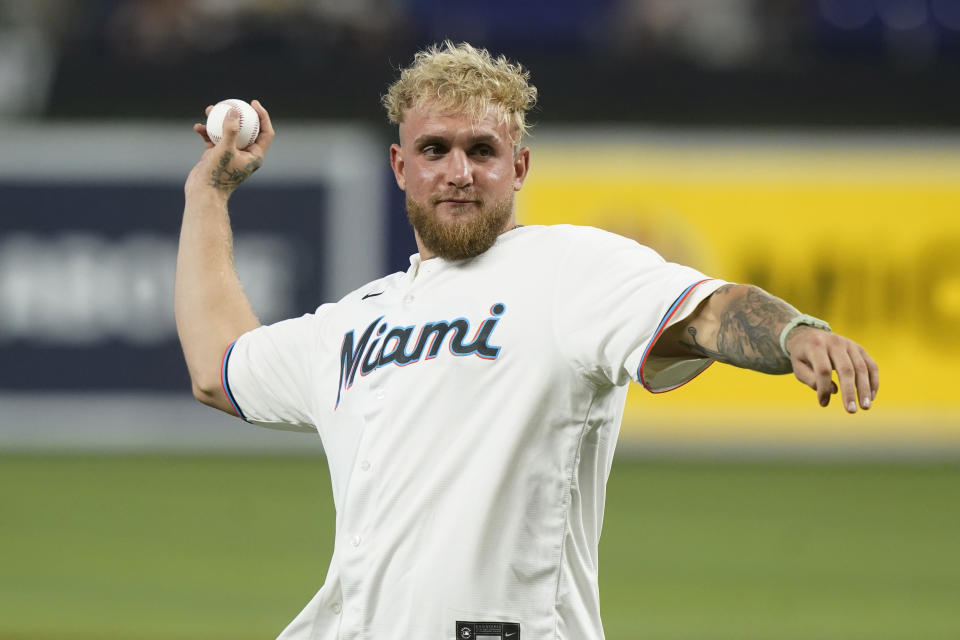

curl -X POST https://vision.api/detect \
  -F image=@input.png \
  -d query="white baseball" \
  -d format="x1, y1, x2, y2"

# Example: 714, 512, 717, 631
206, 99, 260, 150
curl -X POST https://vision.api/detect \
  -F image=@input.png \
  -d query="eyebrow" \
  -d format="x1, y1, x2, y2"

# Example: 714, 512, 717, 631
413, 133, 501, 147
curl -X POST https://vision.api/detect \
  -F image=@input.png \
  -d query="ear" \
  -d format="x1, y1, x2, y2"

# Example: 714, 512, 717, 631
512, 146, 530, 191
389, 143, 406, 190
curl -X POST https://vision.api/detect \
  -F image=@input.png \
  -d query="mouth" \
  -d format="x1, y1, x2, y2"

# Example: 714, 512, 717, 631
437, 199, 479, 205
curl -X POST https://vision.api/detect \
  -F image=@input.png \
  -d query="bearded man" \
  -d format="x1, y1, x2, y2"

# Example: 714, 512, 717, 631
176, 41, 878, 640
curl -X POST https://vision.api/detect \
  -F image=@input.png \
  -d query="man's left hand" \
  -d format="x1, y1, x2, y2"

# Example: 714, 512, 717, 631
786, 327, 879, 413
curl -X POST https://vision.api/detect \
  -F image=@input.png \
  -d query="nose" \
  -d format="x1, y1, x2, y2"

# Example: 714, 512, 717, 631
446, 148, 472, 188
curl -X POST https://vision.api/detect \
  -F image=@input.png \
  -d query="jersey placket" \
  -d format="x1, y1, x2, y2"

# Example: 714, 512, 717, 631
335, 298, 397, 639
337, 260, 438, 636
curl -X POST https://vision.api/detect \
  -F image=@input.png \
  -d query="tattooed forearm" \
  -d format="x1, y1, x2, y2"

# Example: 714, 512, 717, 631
208, 151, 263, 193
680, 285, 797, 374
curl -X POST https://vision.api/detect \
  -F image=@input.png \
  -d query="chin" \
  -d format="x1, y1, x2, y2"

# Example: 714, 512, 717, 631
437, 202, 480, 216
408, 195, 513, 260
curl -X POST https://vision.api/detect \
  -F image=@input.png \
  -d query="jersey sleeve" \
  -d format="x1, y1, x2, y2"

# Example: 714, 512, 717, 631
223, 304, 335, 432
553, 227, 727, 391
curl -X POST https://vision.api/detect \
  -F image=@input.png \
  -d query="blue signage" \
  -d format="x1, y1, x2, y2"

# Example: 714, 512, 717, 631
0, 181, 326, 391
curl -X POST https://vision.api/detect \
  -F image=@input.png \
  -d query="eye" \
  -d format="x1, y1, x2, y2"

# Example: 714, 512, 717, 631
471, 144, 495, 158
421, 144, 446, 157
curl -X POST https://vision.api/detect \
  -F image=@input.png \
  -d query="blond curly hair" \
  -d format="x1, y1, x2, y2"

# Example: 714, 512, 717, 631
382, 41, 538, 146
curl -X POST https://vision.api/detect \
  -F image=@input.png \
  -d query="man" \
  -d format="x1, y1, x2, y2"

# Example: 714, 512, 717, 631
176, 42, 878, 640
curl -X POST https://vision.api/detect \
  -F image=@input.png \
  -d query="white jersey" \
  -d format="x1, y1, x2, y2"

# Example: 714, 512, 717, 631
224, 224, 726, 640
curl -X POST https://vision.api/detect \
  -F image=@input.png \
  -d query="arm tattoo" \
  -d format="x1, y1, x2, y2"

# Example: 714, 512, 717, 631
209, 151, 263, 193
680, 285, 796, 374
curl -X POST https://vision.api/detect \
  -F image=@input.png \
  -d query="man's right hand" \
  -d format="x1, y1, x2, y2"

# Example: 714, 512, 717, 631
185, 99, 275, 199
176, 100, 271, 415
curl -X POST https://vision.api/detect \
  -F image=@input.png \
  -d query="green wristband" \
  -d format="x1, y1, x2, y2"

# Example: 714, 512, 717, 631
779, 314, 832, 357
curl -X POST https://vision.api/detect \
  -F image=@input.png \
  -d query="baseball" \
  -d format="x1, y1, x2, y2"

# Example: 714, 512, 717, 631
206, 99, 260, 150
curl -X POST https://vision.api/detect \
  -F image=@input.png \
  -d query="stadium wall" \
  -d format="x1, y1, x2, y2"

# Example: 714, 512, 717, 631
521, 129, 960, 457
1, 123, 957, 458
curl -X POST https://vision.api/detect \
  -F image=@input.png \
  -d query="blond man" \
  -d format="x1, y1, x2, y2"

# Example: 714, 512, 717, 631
177, 41, 878, 640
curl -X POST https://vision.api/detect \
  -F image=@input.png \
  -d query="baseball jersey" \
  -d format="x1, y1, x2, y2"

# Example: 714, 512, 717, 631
224, 224, 726, 640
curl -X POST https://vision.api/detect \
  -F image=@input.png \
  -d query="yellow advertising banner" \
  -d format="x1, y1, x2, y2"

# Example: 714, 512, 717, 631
518, 132, 960, 450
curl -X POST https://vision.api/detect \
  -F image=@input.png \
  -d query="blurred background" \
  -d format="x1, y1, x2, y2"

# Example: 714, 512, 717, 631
1, 1, 959, 639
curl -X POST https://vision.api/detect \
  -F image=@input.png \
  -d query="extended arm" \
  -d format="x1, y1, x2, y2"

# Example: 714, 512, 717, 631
652, 284, 879, 413
174, 100, 274, 414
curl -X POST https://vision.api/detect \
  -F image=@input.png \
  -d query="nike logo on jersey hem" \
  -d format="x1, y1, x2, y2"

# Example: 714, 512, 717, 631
361, 291, 384, 300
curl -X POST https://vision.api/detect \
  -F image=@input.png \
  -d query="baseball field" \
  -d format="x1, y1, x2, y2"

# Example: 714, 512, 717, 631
1, 454, 958, 640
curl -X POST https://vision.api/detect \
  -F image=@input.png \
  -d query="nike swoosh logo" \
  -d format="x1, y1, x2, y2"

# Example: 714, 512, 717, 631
505, 633, 516, 638
361, 291, 384, 300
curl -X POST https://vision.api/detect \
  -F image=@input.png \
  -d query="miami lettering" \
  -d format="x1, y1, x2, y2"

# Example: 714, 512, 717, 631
336, 303, 505, 408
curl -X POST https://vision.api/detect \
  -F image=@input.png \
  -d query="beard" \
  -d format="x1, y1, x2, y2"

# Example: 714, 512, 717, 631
406, 193, 514, 260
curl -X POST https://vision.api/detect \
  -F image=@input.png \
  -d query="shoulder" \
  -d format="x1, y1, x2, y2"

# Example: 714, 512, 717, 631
531, 224, 655, 248
523, 224, 664, 264
279, 272, 406, 329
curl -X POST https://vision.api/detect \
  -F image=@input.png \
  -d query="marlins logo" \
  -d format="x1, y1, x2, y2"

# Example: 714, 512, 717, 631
336, 303, 506, 408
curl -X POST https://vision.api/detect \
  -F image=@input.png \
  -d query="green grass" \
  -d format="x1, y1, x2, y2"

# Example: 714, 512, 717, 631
0, 455, 958, 639
601, 462, 960, 640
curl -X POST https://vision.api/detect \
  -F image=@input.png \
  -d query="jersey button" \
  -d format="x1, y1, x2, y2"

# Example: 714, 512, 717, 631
403, 294, 414, 304
331, 602, 342, 614
360, 460, 371, 471
351, 535, 362, 547
375, 390, 385, 400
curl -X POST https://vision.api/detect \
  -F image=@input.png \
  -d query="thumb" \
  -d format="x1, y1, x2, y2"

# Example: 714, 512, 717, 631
218, 107, 240, 148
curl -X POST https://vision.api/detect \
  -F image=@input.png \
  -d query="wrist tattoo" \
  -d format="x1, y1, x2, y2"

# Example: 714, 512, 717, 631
209, 151, 262, 193
682, 285, 795, 374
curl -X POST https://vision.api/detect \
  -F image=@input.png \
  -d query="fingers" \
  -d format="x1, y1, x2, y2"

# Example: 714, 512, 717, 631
218, 107, 241, 148
792, 333, 879, 414
792, 359, 837, 407
192, 122, 214, 148
828, 340, 878, 413
192, 105, 216, 147
862, 346, 880, 401
848, 346, 875, 411
829, 347, 859, 413
803, 346, 838, 408
249, 99, 275, 152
